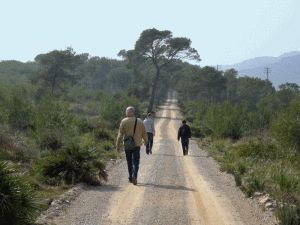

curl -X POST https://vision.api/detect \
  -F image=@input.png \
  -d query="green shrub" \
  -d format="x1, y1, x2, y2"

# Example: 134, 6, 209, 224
76, 117, 97, 133
234, 173, 242, 186
224, 162, 235, 173
86, 101, 100, 116
0, 160, 43, 224
240, 183, 256, 198
70, 103, 86, 114
67, 86, 94, 102
94, 128, 113, 141
271, 166, 299, 193
238, 162, 248, 175
34, 143, 108, 185
106, 152, 117, 159
30, 96, 73, 132
185, 115, 195, 123
37, 129, 63, 151
271, 97, 300, 153
286, 153, 300, 169
214, 139, 227, 153
79, 133, 97, 150
29, 95, 77, 150
1, 91, 33, 129
275, 202, 300, 225
0, 131, 30, 162
243, 99, 274, 133
277, 174, 293, 192
200, 101, 246, 139
39, 149, 52, 158
99, 94, 144, 128
190, 124, 205, 138
236, 138, 279, 159
0, 131, 13, 160
223, 148, 237, 163
102, 141, 113, 151
251, 166, 268, 192
252, 175, 266, 191
237, 139, 258, 157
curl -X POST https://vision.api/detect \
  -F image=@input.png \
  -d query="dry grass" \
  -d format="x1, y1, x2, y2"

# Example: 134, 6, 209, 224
0, 127, 31, 162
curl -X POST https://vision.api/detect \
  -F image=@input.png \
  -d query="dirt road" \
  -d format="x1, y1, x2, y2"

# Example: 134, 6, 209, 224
53, 94, 277, 224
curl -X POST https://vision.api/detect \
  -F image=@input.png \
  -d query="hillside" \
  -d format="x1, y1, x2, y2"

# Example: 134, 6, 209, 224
220, 51, 300, 88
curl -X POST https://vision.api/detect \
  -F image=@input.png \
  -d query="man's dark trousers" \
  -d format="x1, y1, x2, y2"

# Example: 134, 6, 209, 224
146, 132, 153, 154
125, 146, 140, 181
181, 138, 189, 155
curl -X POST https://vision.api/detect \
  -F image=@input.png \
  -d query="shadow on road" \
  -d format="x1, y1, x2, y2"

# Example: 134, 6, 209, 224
161, 108, 180, 111
155, 116, 183, 120
152, 153, 209, 158
85, 185, 122, 192
137, 183, 196, 192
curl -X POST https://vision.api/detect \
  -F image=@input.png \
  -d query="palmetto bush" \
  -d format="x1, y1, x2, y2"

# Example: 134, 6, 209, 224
0, 160, 42, 225
34, 143, 108, 186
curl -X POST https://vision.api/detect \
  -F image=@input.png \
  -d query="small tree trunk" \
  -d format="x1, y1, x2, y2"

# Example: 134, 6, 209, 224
147, 68, 160, 113
51, 73, 57, 96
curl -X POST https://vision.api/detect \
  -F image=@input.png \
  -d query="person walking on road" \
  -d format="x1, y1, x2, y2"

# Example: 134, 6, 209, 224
143, 113, 155, 155
116, 107, 148, 185
177, 120, 192, 155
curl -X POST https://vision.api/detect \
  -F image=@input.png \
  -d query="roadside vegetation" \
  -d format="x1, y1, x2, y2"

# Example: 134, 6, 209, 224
0, 58, 147, 224
174, 66, 300, 224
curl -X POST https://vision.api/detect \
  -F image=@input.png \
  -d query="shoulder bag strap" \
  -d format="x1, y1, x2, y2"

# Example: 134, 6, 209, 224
133, 118, 137, 136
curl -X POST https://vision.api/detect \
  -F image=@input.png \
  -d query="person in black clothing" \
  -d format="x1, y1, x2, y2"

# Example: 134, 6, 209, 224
177, 120, 192, 155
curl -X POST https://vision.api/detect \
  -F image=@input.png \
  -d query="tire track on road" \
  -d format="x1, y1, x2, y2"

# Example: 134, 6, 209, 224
169, 98, 240, 225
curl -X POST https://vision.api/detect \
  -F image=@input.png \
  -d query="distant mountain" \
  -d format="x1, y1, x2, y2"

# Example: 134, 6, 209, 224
219, 51, 300, 89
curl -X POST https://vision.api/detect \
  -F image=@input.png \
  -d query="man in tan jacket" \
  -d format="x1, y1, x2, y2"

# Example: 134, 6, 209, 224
116, 106, 148, 185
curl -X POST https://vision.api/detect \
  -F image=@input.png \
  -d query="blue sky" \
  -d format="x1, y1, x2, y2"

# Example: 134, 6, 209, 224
1, 0, 299, 66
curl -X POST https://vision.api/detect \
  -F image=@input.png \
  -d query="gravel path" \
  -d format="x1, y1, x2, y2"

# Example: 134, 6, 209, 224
49, 94, 278, 225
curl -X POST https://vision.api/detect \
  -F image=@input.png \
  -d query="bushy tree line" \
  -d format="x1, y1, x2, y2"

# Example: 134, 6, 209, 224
176, 70, 300, 149
173, 66, 275, 110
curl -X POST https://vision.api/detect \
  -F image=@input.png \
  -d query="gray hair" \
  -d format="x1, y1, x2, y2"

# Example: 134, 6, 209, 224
126, 107, 135, 117
126, 106, 135, 113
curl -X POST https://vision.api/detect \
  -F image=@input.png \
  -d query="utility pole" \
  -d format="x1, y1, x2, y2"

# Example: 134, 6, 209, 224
211, 65, 219, 71
265, 68, 270, 81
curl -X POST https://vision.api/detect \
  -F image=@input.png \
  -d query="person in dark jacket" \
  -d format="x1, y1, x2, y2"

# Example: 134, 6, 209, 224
177, 120, 192, 155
